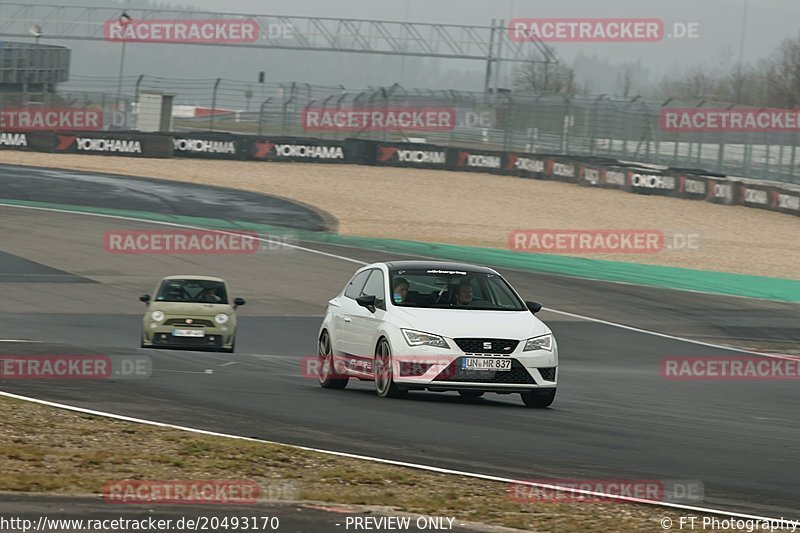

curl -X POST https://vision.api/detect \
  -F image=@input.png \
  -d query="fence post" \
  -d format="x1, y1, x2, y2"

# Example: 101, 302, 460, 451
209, 77, 221, 132
258, 97, 272, 136
281, 96, 295, 135
790, 130, 797, 183
319, 95, 335, 140
334, 92, 348, 141
302, 99, 316, 138
589, 93, 606, 156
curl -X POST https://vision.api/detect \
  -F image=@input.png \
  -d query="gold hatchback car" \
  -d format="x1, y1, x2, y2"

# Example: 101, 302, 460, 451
139, 276, 245, 353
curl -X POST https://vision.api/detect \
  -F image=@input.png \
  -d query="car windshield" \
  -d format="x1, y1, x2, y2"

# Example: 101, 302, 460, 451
155, 279, 228, 304
389, 269, 525, 311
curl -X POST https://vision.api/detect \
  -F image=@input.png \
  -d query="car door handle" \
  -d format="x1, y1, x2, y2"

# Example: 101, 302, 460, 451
343, 316, 352, 323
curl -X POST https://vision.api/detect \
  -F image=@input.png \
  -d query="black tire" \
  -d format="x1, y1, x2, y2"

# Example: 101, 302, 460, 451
520, 389, 556, 408
318, 330, 348, 389
374, 338, 406, 398
458, 390, 484, 398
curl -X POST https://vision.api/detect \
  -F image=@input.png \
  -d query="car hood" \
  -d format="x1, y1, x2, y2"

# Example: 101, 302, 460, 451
391, 307, 548, 340
147, 301, 234, 316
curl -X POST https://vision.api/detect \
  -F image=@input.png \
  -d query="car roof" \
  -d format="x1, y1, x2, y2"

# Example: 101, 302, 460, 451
160, 275, 227, 283
383, 260, 499, 274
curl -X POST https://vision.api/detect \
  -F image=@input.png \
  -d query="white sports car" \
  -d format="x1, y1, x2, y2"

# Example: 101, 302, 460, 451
317, 261, 558, 407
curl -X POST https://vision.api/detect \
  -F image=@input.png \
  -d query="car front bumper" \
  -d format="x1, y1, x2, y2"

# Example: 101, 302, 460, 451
386, 334, 558, 392
142, 324, 235, 350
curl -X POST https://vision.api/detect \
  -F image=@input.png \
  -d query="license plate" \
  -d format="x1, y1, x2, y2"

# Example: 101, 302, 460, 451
172, 328, 205, 337
461, 358, 511, 371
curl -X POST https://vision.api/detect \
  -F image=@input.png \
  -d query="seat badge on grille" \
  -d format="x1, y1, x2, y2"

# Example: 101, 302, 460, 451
483, 342, 492, 350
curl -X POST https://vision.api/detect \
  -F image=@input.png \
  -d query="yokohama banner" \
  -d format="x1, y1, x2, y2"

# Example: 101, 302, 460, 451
705, 178, 737, 205
598, 166, 629, 191
738, 183, 772, 210
450, 148, 507, 174
0, 132, 31, 150
243, 137, 348, 163
578, 164, 602, 187
172, 133, 243, 160
41, 132, 173, 158
548, 159, 579, 183
769, 189, 800, 216
505, 153, 549, 179
626, 169, 677, 196
19, 130, 800, 220
374, 143, 449, 169
666, 172, 711, 200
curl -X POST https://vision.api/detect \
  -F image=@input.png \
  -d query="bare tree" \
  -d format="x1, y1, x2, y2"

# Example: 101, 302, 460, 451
616, 64, 635, 97
763, 33, 800, 107
513, 56, 576, 95
659, 32, 800, 107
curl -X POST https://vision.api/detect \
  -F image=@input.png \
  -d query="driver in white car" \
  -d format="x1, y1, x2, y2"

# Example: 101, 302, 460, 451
392, 277, 409, 304
455, 280, 475, 306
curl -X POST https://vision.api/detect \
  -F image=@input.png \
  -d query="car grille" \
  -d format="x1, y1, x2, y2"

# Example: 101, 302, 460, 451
153, 333, 223, 347
454, 338, 519, 354
164, 318, 214, 327
433, 358, 534, 384
539, 367, 557, 382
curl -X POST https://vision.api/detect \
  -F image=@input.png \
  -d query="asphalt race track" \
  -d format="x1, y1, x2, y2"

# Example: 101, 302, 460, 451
0, 165, 798, 519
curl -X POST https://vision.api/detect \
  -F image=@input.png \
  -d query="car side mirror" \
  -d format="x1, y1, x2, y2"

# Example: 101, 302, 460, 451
356, 295, 377, 313
139, 294, 151, 304
526, 300, 543, 314
233, 297, 246, 308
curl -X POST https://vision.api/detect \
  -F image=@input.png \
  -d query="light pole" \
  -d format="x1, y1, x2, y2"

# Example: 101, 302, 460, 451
29, 24, 42, 45
116, 12, 132, 108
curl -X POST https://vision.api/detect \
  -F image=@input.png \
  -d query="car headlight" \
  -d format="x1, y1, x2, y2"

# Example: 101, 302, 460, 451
150, 311, 165, 322
214, 313, 229, 325
401, 329, 449, 349
523, 333, 553, 352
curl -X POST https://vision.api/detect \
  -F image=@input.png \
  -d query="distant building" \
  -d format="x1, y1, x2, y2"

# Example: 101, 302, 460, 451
0, 41, 70, 93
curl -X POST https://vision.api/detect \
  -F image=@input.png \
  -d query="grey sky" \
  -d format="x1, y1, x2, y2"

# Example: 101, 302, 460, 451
176, 0, 798, 68
30, 0, 800, 94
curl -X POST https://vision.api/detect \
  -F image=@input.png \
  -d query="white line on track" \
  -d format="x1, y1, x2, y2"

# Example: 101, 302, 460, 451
0, 389, 796, 527
152, 368, 212, 375
1, 201, 799, 524
540, 308, 800, 360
